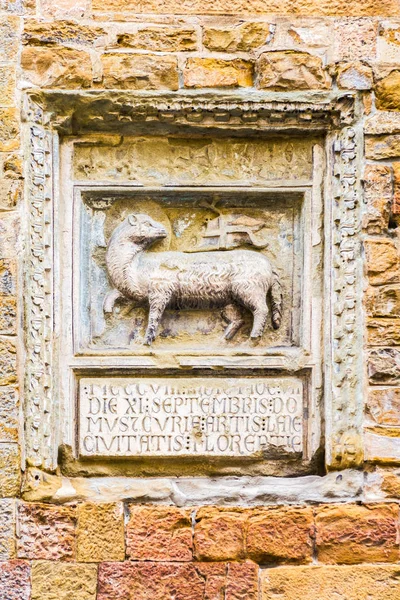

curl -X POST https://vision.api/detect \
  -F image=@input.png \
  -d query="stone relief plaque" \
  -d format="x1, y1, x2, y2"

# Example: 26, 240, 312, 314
79, 376, 304, 458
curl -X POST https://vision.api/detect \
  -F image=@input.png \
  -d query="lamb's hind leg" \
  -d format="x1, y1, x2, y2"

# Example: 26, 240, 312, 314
103, 289, 124, 314
250, 299, 269, 339
144, 295, 169, 345
221, 303, 244, 340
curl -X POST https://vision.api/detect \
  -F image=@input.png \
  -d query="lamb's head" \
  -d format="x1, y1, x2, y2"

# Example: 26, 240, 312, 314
112, 214, 167, 248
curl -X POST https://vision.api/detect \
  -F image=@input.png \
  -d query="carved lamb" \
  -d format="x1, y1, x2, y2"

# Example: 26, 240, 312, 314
103, 214, 282, 345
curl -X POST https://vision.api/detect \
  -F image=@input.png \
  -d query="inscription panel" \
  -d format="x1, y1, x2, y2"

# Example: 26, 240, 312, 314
78, 376, 304, 458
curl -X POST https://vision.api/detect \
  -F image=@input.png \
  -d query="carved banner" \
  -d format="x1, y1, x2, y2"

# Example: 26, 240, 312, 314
79, 376, 304, 458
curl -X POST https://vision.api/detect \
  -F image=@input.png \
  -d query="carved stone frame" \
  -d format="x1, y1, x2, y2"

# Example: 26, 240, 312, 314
22, 91, 364, 473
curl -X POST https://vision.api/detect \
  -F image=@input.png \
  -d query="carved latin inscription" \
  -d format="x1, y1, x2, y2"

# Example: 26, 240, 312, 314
79, 376, 304, 457
103, 213, 283, 345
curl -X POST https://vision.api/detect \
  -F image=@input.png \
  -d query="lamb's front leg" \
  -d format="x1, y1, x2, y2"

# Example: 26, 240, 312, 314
103, 288, 124, 314
144, 295, 169, 345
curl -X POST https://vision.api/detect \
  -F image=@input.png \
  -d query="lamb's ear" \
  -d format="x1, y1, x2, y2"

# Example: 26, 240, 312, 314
128, 214, 137, 225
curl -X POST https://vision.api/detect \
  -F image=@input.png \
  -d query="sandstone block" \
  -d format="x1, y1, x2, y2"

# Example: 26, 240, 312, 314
17, 502, 77, 560
102, 53, 179, 90
378, 23, 400, 64
315, 503, 399, 564
0, 259, 16, 296
0, 66, 15, 107
366, 285, 400, 318
336, 61, 373, 90
365, 431, 400, 463
0, 180, 21, 210
23, 20, 107, 47
0, 337, 16, 386
368, 348, 400, 385
380, 469, 400, 497
0, 499, 15, 559
247, 506, 313, 564
98, 562, 211, 600
91, 0, 400, 17
0, 387, 18, 442
116, 27, 197, 51
203, 22, 272, 52
0, 213, 19, 259
365, 111, 400, 135
367, 388, 400, 426
184, 57, 253, 88
77, 502, 124, 562
392, 162, 400, 215
366, 134, 400, 160
376, 71, 400, 111
0, 560, 30, 600
21, 468, 63, 503
21, 46, 92, 88
31, 561, 97, 600
368, 318, 400, 346
286, 21, 332, 49
334, 18, 377, 61
226, 561, 259, 600
364, 239, 400, 285
0, 295, 16, 334
126, 505, 192, 561
0, 443, 20, 496
257, 51, 330, 90
262, 565, 400, 600
39, 0, 92, 20
194, 507, 246, 561
362, 164, 392, 234
0, 109, 19, 152
0, 16, 19, 62
2, 153, 22, 179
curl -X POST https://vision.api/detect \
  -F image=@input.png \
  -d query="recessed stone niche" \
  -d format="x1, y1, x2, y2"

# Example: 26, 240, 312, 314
24, 92, 364, 477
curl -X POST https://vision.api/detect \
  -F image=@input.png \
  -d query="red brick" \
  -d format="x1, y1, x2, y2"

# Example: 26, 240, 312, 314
17, 502, 76, 560
315, 503, 399, 564
0, 560, 30, 600
126, 505, 193, 561
195, 507, 245, 561
246, 506, 314, 564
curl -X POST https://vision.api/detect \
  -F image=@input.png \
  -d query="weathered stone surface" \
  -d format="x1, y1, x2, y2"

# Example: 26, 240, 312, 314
194, 507, 245, 561
0, 387, 18, 442
364, 239, 400, 285
126, 505, 193, 561
77, 502, 124, 562
0, 443, 20, 497
334, 18, 377, 61
365, 432, 400, 463
0, 499, 15, 559
0, 109, 19, 151
368, 348, 400, 385
380, 469, 400, 498
0, 16, 19, 62
0, 295, 16, 333
21, 46, 92, 88
31, 561, 97, 600
366, 134, 400, 160
365, 111, 400, 135
0, 560, 30, 600
116, 27, 197, 51
315, 503, 399, 564
17, 502, 77, 560
367, 388, 400, 426
0, 213, 19, 258
0, 66, 15, 107
203, 22, 272, 52
98, 562, 214, 600
392, 162, 400, 215
378, 22, 400, 64
0, 179, 21, 209
286, 21, 332, 49
336, 61, 373, 90
39, 0, 91, 20
366, 285, 400, 318
23, 21, 107, 47
226, 561, 259, 600
362, 164, 392, 234
368, 318, 400, 346
184, 58, 253, 88
0, 0, 34, 13
0, 337, 16, 386
92, 0, 400, 17
247, 506, 313, 564
376, 71, 400, 111
0, 259, 15, 296
102, 53, 179, 90
257, 51, 331, 90
262, 565, 400, 600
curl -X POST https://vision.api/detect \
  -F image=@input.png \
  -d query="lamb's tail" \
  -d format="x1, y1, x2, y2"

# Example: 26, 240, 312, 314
270, 268, 282, 330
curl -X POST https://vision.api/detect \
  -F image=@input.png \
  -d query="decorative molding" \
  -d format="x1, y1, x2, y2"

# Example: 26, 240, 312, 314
327, 125, 364, 469
24, 100, 54, 470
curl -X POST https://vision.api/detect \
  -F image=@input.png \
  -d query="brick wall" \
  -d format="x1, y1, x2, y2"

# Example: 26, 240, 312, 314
1, 0, 400, 598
